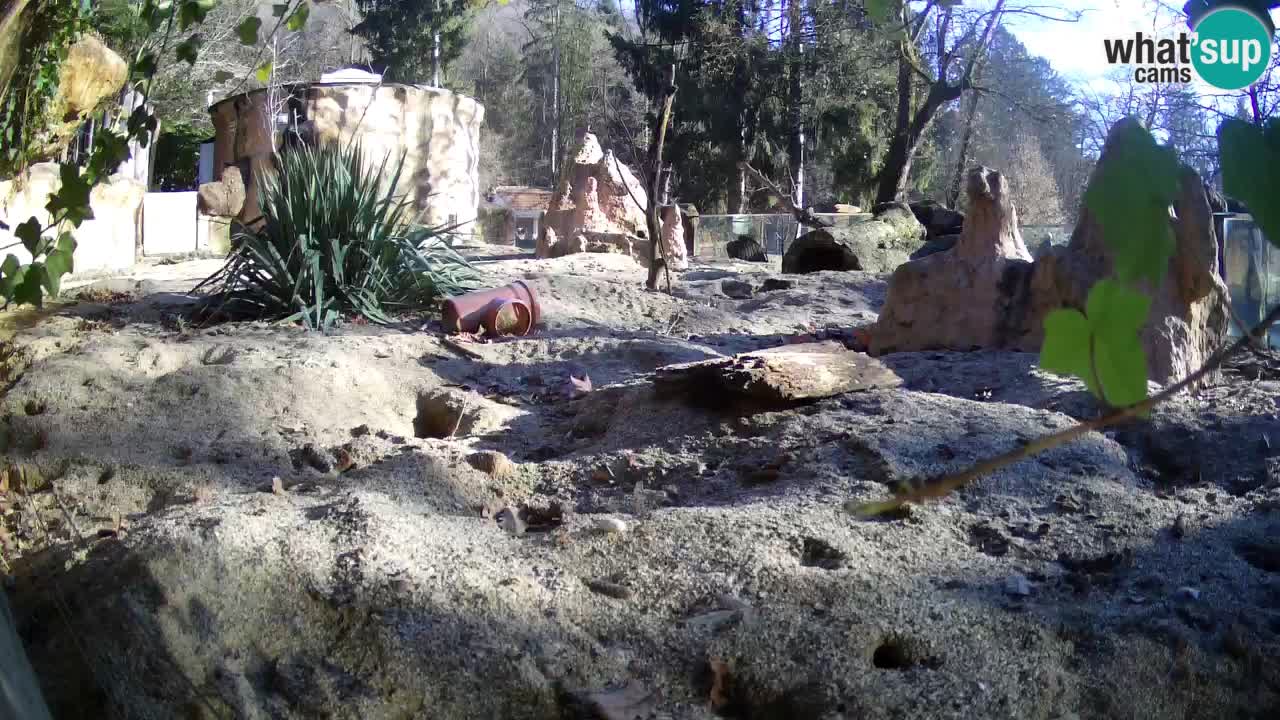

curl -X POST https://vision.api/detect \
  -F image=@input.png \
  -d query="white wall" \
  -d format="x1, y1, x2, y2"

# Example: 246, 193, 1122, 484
142, 191, 198, 255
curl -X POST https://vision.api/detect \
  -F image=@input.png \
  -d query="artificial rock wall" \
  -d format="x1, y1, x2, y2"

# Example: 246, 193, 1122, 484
209, 83, 484, 232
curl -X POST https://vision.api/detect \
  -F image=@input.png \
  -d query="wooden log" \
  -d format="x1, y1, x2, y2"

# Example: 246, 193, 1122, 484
654, 341, 902, 404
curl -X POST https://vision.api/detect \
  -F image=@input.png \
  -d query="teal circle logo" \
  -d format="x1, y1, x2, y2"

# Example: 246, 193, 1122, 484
1191, 7, 1274, 90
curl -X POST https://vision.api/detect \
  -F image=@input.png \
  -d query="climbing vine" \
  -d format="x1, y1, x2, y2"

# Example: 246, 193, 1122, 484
0, 0, 92, 178
0, 0, 307, 309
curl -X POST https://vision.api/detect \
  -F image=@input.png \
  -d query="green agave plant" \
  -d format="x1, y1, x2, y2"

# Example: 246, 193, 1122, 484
195, 142, 483, 329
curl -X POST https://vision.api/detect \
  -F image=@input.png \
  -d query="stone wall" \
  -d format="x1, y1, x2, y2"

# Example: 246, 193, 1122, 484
209, 83, 484, 233
0, 163, 142, 275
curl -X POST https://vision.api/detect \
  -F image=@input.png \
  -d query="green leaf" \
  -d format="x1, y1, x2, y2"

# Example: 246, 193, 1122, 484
1093, 332, 1149, 410
1039, 308, 1097, 395
1082, 119, 1179, 286
213, 70, 235, 83
286, 2, 309, 31
133, 51, 158, 81
87, 128, 132, 184
126, 108, 158, 147
14, 218, 44, 256
42, 234, 76, 297
1219, 118, 1280, 248
45, 164, 94, 227
273, 3, 288, 16
1083, 279, 1150, 409
13, 262, 44, 308
237, 16, 261, 45
1085, 279, 1151, 346
0, 254, 21, 302
176, 36, 201, 65
255, 61, 273, 84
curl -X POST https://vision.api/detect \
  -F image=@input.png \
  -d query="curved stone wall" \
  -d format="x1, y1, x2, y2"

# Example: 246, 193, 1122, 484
209, 83, 484, 233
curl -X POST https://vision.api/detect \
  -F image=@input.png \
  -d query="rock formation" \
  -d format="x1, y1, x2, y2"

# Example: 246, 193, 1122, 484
870, 119, 1228, 388
781, 202, 926, 274
196, 166, 247, 219
537, 131, 649, 261
659, 204, 689, 270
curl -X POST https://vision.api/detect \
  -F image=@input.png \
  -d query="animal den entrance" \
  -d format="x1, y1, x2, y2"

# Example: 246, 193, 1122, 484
784, 238, 861, 273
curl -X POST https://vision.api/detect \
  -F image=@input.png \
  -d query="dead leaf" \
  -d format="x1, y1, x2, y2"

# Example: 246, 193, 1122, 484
709, 658, 732, 710
568, 374, 593, 398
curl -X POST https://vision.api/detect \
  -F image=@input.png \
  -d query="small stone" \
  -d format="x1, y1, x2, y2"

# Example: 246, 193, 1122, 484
1172, 514, 1187, 539
593, 516, 627, 534
351, 424, 371, 437
720, 279, 754, 299
1223, 622, 1250, 659
498, 506, 527, 536
759, 278, 794, 292
1004, 573, 1033, 597
467, 450, 516, 480
1175, 586, 1201, 601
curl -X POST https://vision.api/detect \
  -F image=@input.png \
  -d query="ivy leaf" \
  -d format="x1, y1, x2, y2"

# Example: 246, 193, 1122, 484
237, 16, 261, 45
1085, 279, 1151, 346
45, 165, 94, 228
176, 36, 201, 65
133, 51, 158, 81
1219, 118, 1280, 248
86, 128, 132, 185
0, 254, 20, 302
255, 61, 274, 84
1084, 279, 1151, 409
42, 234, 76, 297
13, 262, 44, 308
1039, 308, 1098, 396
286, 2, 309, 31
126, 108, 158, 147
14, 218, 45, 256
1093, 332, 1149, 410
1082, 119, 1179, 286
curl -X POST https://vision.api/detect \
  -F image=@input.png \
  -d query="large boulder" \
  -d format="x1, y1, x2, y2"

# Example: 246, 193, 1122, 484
781, 202, 926, 274
909, 199, 965, 240
196, 166, 247, 218
871, 119, 1229, 388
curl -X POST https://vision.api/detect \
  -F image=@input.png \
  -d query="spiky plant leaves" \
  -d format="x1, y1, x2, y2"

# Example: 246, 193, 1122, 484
194, 142, 483, 329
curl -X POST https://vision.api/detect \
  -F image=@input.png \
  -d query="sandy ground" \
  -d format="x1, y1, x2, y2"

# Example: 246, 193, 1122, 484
2, 245, 1280, 719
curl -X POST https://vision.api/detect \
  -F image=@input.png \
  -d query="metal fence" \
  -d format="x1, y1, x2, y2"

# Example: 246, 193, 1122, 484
694, 213, 1073, 260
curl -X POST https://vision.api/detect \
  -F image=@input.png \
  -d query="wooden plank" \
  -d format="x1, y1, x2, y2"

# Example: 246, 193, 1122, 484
654, 341, 902, 403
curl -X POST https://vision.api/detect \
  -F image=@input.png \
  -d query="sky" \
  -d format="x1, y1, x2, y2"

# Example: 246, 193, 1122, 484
1003, 1, 1280, 94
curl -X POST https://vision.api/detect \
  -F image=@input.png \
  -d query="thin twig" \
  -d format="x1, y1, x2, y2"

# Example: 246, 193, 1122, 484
738, 161, 832, 230
852, 302, 1280, 516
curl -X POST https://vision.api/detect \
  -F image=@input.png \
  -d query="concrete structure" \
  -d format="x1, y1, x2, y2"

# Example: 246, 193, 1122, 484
0, 163, 142, 274
480, 186, 552, 247
209, 83, 484, 233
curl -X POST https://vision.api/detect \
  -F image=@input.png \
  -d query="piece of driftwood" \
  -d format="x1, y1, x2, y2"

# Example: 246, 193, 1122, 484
654, 341, 902, 404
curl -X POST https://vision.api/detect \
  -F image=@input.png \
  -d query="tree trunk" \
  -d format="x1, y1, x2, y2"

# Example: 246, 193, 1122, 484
877, 76, 961, 204
646, 64, 677, 291
946, 71, 983, 207
786, 0, 805, 208
549, 1, 561, 184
